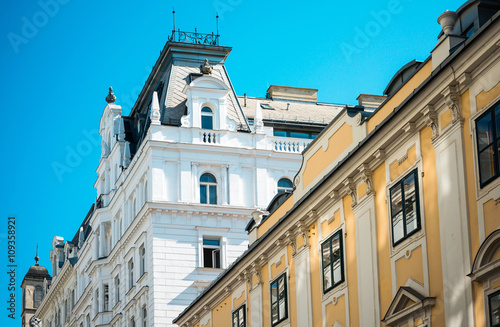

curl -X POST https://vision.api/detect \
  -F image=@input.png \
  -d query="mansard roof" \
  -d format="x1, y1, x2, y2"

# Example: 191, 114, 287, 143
239, 96, 344, 126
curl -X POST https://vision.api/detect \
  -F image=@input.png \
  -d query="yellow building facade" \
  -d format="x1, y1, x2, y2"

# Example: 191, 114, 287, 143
174, 2, 500, 326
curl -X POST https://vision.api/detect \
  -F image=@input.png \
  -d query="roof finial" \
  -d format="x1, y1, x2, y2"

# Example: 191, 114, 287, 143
216, 12, 219, 39
172, 6, 176, 33
106, 86, 116, 103
35, 244, 39, 266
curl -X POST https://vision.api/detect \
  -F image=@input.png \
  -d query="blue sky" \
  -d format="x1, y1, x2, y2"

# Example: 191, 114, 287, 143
1, 0, 463, 324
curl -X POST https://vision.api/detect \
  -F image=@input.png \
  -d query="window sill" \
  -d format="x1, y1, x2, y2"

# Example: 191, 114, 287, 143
126, 285, 136, 297
112, 300, 121, 311
137, 272, 148, 284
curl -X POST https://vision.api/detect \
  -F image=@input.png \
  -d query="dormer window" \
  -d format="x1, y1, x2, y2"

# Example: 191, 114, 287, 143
201, 107, 214, 130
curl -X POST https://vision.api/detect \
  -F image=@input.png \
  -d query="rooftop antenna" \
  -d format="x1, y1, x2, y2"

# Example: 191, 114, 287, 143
216, 12, 219, 44
172, 6, 176, 39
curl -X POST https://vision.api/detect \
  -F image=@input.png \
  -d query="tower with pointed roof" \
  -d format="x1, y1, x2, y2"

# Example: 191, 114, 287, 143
21, 247, 51, 327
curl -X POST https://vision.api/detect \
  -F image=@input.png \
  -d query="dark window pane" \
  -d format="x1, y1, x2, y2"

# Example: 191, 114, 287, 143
203, 248, 212, 267
200, 184, 207, 203
290, 131, 309, 139
209, 185, 217, 204
278, 277, 284, 298
238, 307, 244, 326
271, 283, 277, 304
392, 211, 404, 243
496, 105, 500, 137
322, 242, 331, 267
273, 130, 287, 137
278, 298, 286, 320
404, 173, 416, 204
390, 185, 403, 215
278, 178, 293, 188
202, 115, 213, 129
271, 303, 278, 324
490, 291, 500, 326
233, 313, 238, 327
477, 113, 494, 150
479, 146, 495, 183
405, 202, 418, 234
201, 107, 212, 113
203, 238, 220, 246
323, 266, 332, 290
200, 173, 216, 183
214, 249, 220, 268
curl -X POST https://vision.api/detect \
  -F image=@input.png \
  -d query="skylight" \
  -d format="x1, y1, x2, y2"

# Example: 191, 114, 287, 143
261, 103, 274, 110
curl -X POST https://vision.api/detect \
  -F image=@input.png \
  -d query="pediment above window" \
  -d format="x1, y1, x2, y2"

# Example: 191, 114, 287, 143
382, 286, 435, 326
469, 229, 500, 282
184, 75, 229, 92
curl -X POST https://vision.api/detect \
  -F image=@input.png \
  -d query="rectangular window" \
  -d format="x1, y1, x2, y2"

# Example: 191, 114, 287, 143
103, 284, 109, 311
321, 230, 344, 293
96, 289, 99, 313
128, 259, 134, 290
490, 290, 500, 327
232, 304, 246, 327
475, 102, 500, 187
140, 245, 146, 276
390, 169, 421, 246
115, 276, 120, 303
142, 306, 147, 327
202, 237, 221, 268
270, 273, 288, 326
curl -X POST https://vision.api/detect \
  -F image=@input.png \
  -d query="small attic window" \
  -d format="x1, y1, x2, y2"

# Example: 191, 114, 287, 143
261, 103, 274, 110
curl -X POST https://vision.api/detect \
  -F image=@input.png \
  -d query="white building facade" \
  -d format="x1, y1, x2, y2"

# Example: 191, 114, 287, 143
27, 35, 343, 327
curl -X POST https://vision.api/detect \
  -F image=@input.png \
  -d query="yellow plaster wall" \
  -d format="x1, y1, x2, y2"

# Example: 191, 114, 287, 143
373, 163, 392, 320
483, 199, 500, 237
420, 125, 445, 326
440, 109, 452, 130
494, 248, 500, 261
246, 282, 251, 327
302, 123, 353, 188
270, 255, 286, 279
287, 245, 298, 327
358, 182, 367, 199
343, 195, 360, 326
262, 263, 270, 327
233, 290, 245, 309
321, 210, 341, 238
194, 323, 200, 327
395, 247, 424, 287
389, 145, 417, 181
461, 90, 481, 261
492, 278, 500, 290
257, 195, 294, 238
308, 221, 322, 327
201, 320, 210, 327
212, 295, 232, 327
476, 81, 500, 111
368, 60, 433, 133
252, 274, 258, 287
296, 234, 304, 249
325, 295, 346, 327
474, 283, 485, 327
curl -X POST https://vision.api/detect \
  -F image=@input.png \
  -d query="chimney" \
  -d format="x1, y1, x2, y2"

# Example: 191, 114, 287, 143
267, 85, 318, 103
244, 93, 247, 107
431, 10, 465, 70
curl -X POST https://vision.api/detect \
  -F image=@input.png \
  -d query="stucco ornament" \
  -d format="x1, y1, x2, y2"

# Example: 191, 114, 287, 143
105, 86, 116, 103
30, 316, 42, 327
200, 59, 213, 74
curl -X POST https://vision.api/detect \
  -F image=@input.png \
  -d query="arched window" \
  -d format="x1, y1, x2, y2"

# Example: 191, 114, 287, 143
201, 107, 214, 130
200, 173, 217, 204
277, 178, 293, 194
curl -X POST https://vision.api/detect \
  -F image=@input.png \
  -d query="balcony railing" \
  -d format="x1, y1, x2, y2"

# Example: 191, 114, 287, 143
272, 138, 311, 153
200, 131, 220, 144
169, 29, 219, 45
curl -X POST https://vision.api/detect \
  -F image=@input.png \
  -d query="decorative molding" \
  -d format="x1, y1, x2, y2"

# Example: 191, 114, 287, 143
358, 164, 374, 195
441, 85, 461, 123
422, 104, 439, 138
343, 178, 357, 207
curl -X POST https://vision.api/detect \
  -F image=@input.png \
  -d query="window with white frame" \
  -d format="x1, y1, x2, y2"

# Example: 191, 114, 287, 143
321, 230, 344, 293
103, 284, 109, 311
200, 173, 217, 205
270, 273, 288, 326
142, 306, 147, 327
128, 259, 134, 290
202, 237, 221, 268
277, 178, 293, 194
115, 275, 120, 304
389, 169, 421, 246
201, 107, 214, 129
139, 245, 146, 276
475, 101, 500, 187
232, 304, 246, 327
